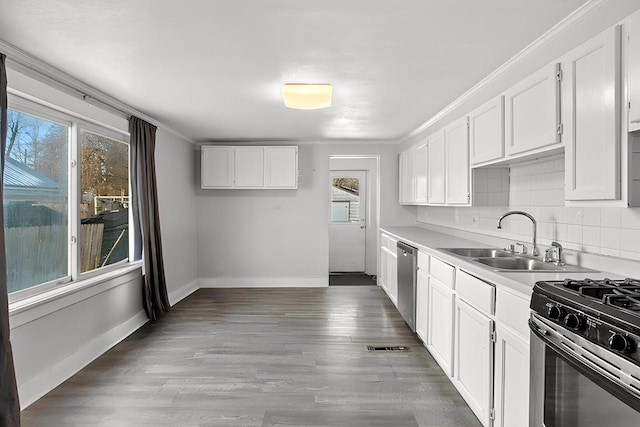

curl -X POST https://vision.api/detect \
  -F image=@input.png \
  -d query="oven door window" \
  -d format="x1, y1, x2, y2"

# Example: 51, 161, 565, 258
544, 346, 640, 426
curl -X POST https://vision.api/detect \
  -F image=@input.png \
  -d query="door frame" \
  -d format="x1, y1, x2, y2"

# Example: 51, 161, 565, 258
329, 156, 380, 277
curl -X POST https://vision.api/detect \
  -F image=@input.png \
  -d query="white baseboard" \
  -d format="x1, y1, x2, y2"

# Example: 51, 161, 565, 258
19, 310, 148, 410
168, 278, 199, 306
199, 276, 328, 288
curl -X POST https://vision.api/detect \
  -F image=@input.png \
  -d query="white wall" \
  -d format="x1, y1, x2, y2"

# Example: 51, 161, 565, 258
197, 143, 415, 286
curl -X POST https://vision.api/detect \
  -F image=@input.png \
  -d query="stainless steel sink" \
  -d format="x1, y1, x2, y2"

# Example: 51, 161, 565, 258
439, 248, 514, 258
474, 256, 595, 272
438, 247, 597, 273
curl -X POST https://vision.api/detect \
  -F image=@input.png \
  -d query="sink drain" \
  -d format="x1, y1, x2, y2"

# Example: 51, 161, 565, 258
366, 346, 409, 352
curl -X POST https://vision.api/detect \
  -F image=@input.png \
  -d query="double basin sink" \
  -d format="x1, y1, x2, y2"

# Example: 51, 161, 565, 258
438, 248, 596, 273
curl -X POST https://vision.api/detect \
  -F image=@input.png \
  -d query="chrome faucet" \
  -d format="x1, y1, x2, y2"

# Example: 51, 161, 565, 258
497, 211, 538, 257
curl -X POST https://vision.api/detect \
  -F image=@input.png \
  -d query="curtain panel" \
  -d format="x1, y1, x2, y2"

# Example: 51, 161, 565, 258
0, 53, 21, 426
129, 116, 170, 320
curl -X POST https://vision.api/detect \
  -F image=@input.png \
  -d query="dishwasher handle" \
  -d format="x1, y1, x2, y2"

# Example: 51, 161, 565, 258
397, 241, 417, 256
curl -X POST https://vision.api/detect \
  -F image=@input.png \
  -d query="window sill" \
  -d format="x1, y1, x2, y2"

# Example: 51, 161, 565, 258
9, 261, 143, 329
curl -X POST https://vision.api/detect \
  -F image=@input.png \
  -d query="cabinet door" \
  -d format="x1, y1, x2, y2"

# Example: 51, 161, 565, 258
265, 147, 297, 188
234, 147, 264, 187
564, 26, 621, 201
494, 325, 529, 427
399, 152, 414, 204
388, 253, 398, 307
445, 117, 470, 205
455, 298, 494, 427
379, 247, 389, 292
504, 63, 560, 156
416, 269, 429, 343
414, 143, 428, 204
201, 146, 233, 188
629, 10, 640, 132
427, 129, 445, 204
427, 278, 454, 376
469, 96, 504, 165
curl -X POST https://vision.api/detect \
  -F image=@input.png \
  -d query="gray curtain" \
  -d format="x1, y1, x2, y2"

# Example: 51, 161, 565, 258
0, 53, 21, 426
129, 116, 170, 320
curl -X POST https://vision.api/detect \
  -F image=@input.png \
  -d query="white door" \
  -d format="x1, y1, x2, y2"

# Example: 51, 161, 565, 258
445, 117, 470, 205
427, 129, 446, 204
329, 170, 367, 272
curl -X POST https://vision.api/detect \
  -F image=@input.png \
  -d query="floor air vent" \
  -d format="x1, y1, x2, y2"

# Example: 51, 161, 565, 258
366, 346, 409, 352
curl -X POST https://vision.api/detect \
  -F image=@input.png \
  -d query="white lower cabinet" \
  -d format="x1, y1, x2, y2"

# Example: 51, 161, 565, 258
493, 324, 529, 427
379, 246, 389, 292
416, 268, 429, 343
427, 277, 455, 377
387, 250, 398, 307
454, 298, 494, 427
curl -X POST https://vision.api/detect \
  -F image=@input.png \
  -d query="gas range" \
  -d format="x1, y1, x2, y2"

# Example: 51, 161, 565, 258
530, 278, 640, 365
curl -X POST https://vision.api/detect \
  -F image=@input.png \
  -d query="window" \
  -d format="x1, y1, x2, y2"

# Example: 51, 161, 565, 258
4, 98, 131, 299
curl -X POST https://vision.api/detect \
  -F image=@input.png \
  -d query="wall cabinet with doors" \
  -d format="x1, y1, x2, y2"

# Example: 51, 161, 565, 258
426, 257, 456, 377
469, 96, 504, 166
504, 63, 561, 157
427, 130, 446, 204
445, 117, 471, 204
201, 145, 298, 189
564, 26, 621, 202
630, 10, 640, 132
398, 143, 428, 204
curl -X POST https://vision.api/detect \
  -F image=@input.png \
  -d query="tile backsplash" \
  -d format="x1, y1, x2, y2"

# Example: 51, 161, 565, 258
416, 155, 640, 261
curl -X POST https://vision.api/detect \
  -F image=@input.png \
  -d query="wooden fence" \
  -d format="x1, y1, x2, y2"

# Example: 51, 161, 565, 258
5, 223, 105, 293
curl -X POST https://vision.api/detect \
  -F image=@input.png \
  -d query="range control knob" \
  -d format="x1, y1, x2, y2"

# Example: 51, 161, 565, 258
609, 334, 635, 354
564, 313, 586, 331
547, 304, 565, 320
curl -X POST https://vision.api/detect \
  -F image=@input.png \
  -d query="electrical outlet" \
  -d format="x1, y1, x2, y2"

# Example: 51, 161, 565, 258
472, 215, 479, 226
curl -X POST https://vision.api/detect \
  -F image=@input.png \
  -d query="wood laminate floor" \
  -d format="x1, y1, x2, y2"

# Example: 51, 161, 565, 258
21, 287, 482, 427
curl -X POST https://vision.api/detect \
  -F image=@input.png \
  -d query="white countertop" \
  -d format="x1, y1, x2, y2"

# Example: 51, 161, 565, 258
381, 225, 626, 296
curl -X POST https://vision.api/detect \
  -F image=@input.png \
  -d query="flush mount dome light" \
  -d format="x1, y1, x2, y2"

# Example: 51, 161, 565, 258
282, 83, 332, 109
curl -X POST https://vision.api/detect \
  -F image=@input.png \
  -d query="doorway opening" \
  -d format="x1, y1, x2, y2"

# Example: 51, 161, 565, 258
328, 156, 380, 286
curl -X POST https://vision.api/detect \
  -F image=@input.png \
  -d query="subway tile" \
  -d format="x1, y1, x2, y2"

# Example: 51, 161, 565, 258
542, 159, 557, 174
553, 189, 565, 206
488, 168, 505, 179
620, 228, 640, 252
550, 172, 565, 189
567, 208, 583, 225
621, 208, 640, 230
601, 208, 621, 229
567, 224, 582, 244
582, 208, 601, 227
531, 162, 544, 176
600, 227, 621, 250
487, 193, 502, 205
582, 245, 601, 255
554, 223, 568, 242
582, 225, 600, 247
540, 207, 555, 222
554, 207, 568, 224
553, 158, 565, 173
565, 242, 582, 251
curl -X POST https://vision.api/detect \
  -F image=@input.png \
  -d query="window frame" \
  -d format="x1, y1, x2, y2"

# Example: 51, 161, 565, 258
6, 94, 133, 304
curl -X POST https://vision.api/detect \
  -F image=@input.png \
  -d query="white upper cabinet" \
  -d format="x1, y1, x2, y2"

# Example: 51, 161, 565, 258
629, 10, 640, 132
399, 151, 413, 204
234, 147, 264, 187
201, 146, 234, 188
445, 117, 470, 205
428, 129, 446, 204
265, 146, 298, 188
201, 145, 298, 189
504, 63, 561, 156
414, 143, 429, 204
469, 96, 504, 165
564, 26, 621, 201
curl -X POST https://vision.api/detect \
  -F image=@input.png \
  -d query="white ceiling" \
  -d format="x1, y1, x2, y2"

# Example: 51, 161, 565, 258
0, 0, 589, 143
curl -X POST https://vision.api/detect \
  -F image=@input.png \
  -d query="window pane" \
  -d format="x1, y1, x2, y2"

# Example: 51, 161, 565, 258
4, 110, 69, 293
79, 130, 129, 273
331, 177, 360, 223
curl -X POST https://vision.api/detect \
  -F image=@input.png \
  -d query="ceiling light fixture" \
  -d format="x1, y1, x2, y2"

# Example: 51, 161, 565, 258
282, 83, 332, 110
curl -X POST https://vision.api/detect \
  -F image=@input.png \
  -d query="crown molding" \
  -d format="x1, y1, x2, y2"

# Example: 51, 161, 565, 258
401, 0, 609, 143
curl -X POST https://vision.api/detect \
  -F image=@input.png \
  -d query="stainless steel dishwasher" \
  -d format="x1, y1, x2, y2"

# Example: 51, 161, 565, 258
397, 241, 417, 332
